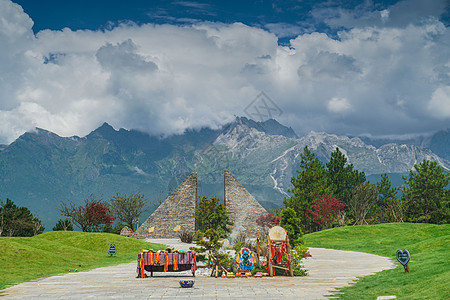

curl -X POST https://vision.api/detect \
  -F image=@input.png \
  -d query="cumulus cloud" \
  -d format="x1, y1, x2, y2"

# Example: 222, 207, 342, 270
328, 97, 352, 114
0, 0, 449, 144
428, 86, 450, 118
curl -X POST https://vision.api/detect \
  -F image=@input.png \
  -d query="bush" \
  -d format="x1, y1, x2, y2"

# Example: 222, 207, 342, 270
52, 219, 73, 231
190, 229, 234, 273
179, 230, 194, 243
99, 224, 123, 234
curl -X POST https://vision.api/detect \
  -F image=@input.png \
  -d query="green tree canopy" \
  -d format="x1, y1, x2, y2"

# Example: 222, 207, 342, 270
376, 173, 398, 206
402, 160, 449, 224
280, 207, 303, 247
349, 182, 379, 225
284, 146, 328, 231
0, 199, 44, 237
195, 196, 232, 237
108, 191, 147, 229
326, 147, 366, 205
375, 174, 403, 223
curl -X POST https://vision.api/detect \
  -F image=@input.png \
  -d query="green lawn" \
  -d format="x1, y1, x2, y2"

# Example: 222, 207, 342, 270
0, 231, 166, 291
304, 223, 450, 299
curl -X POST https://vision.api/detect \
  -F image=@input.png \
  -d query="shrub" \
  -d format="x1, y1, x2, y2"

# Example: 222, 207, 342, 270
52, 219, 73, 231
179, 230, 194, 243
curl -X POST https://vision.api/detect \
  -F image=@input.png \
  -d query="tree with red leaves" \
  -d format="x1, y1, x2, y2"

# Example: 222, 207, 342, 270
308, 193, 345, 229
60, 195, 115, 232
256, 213, 281, 236
256, 213, 280, 228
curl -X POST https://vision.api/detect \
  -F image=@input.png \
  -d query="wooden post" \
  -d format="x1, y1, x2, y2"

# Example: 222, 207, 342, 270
405, 263, 410, 273
268, 240, 273, 277
256, 237, 260, 265
215, 265, 219, 278
286, 243, 294, 277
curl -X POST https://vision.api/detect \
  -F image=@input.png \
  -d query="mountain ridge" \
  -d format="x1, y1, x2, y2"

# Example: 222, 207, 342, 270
0, 117, 448, 230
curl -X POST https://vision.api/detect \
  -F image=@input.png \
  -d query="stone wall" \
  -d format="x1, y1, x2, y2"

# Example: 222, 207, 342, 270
224, 169, 267, 238
133, 171, 197, 238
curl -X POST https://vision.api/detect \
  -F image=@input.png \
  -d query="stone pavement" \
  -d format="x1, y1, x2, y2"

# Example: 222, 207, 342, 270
1, 243, 395, 299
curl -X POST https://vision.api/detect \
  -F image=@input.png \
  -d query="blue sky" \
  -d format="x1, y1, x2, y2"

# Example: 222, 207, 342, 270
1, 0, 449, 143
12, 0, 414, 41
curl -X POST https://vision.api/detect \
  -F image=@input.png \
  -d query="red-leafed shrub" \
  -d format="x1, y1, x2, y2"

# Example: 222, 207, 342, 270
256, 213, 281, 229
308, 193, 345, 229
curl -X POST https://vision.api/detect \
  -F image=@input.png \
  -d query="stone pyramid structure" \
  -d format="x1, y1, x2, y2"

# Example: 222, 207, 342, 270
134, 170, 197, 238
224, 169, 268, 238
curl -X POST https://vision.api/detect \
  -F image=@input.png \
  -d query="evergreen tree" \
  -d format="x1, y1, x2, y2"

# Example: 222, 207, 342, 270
376, 173, 398, 206
402, 160, 449, 224
280, 207, 303, 247
326, 147, 366, 205
284, 146, 328, 231
375, 174, 403, 223
0, 199, 44, 237
195, 196, 232, 237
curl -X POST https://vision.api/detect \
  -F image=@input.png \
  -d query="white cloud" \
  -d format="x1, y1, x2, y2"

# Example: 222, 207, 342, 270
0, 0, 449, 144
428, 86, 450, 118
327, 97, 352, 114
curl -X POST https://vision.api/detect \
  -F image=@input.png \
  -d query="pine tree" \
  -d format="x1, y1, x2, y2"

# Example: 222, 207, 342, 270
375, 174, 403, 223
326, 147, 366, 206
284, 146, 328, 232
402, 160, 449, 223
376, 173, 398, 206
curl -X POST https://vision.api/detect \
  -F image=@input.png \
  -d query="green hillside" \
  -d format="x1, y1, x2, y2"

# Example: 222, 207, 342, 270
304, 223, 450, 299
0, 231, 166, 291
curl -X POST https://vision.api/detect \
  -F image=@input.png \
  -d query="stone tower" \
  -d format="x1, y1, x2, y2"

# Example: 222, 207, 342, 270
224, 169, 267, 238
134, 170, 197, 238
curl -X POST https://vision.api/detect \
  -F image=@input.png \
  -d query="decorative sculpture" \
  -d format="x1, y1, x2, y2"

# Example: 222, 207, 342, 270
266, 226, 293, 276
235, 248, 257, 271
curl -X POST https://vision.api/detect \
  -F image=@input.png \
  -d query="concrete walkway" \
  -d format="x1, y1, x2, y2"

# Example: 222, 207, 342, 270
1, 243, 395, 299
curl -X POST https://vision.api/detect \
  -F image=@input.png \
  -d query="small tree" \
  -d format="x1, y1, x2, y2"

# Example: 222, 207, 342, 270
375, 174, 403, 223
349, 182, 378, 225
108, 191, 147, 229
190, 229, 234, 275
53, 219, 74, 231
195, 196, 232, 237
308, 193, 345, 229
60, 195, 115, 232
280, 207, 303, 247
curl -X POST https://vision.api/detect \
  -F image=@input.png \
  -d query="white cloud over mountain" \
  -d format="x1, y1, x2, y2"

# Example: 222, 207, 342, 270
0, 0, 449, 143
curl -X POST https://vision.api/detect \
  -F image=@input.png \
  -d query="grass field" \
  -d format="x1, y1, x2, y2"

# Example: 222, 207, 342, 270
0, 231, 166, 291
304, 223, 450, 299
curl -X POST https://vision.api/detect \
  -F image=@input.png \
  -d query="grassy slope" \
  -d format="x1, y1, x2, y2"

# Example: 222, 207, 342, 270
304, 223, 450, 299
0, 231, 166, 290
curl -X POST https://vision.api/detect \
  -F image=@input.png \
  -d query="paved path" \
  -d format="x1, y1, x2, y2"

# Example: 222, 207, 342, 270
1, 242, 395, 299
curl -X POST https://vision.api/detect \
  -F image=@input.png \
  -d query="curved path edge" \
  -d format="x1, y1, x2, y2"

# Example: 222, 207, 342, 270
2, 242, 395, 299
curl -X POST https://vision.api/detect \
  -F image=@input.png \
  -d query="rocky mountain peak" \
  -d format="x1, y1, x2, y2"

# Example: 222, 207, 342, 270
87, 122, 117, 139
230, 116, 298, 138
